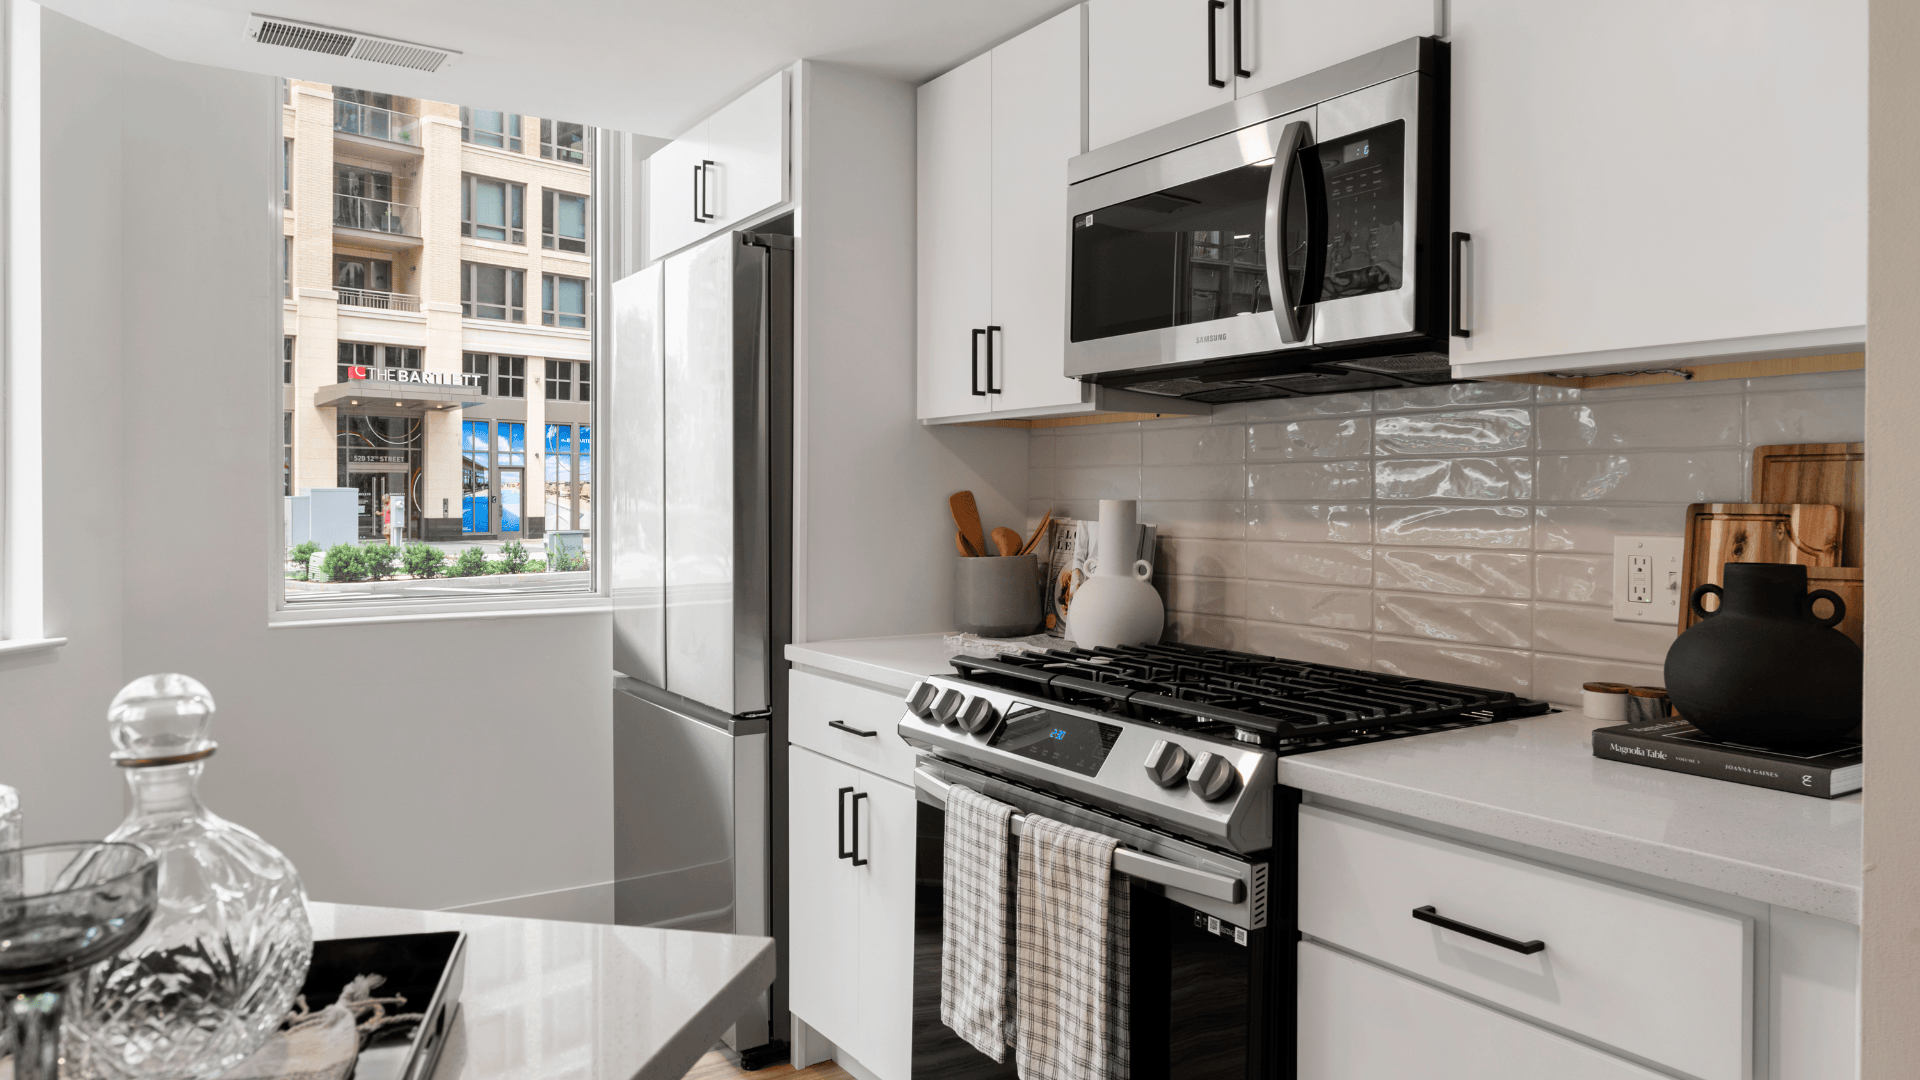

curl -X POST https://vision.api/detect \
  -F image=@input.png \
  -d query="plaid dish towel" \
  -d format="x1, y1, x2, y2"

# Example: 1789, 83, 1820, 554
1015, 815, 1130, 1080
940, 783, 1019, 1062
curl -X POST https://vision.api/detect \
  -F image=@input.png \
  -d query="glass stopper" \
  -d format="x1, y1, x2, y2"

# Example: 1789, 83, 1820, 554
107, 674, 216, 763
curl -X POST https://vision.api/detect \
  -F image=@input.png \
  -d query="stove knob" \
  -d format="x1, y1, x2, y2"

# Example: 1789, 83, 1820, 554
957, 697, 998, 735
904, 682, 938, 719
1142, 739, 1193, 788
932, 688, 967, 726
1186, 752, 1240, 802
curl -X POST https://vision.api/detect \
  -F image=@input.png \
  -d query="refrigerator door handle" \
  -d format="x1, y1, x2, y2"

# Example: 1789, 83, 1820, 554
837, 786, 854, 860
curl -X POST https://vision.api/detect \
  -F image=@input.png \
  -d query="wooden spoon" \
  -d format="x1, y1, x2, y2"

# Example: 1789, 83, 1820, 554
950, 491, 988, 559
991, 527, 1023, 557
955, 530, 978, 557
1018, 508, 1054, 556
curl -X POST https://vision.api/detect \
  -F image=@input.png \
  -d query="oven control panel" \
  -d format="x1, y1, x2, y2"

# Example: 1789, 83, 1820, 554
898, 676, 1275, 853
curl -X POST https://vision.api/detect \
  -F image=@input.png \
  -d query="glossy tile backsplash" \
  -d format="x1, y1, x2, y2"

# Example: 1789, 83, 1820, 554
1026, 370, 1864, 706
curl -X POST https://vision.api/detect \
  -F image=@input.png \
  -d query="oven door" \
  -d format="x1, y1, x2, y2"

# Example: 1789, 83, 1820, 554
910, 758, 1278, 1080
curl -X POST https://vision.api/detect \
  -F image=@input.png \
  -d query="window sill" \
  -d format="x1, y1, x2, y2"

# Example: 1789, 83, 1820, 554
270, 592, 609, 629
0, 636, 67, 656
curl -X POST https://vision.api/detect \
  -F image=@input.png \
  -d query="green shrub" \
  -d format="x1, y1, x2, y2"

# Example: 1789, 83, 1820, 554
499, 540, 531, 574
320, 543, 365, 583
402, 542, 447, 579
290, 541, 320, 564
451, 547, 490, 577
360, 543, 400, 580
549, 548, 585, 572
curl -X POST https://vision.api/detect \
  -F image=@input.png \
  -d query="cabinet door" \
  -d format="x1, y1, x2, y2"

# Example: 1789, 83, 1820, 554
1237, 0, 1434, 97
851, 775, 919, 1080
988, 7, 1088, 414
646, 72, 789, 264
1088, 0, 1236, 150
788, 747, 862, 1051
1447, 0, 1865, 373
645, 137, 705, 264
1297, 942, 1668, 1080
917, 53, 995, 420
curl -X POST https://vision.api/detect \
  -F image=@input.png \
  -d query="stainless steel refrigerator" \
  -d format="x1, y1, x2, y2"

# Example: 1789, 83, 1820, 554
608, 223, 793, 1063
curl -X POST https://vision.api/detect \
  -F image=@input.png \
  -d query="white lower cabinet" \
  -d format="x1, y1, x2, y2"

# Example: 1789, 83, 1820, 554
788, 743, 914, 1080
1298, 942, 1667, 1080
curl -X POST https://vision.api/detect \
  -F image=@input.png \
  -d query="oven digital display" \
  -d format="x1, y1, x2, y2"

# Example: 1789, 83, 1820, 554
990, 708, 1123, 776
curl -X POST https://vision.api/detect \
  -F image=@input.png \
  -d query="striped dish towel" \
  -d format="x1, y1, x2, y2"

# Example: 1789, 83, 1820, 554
940, 783, 1019, 1062
1015, 815, 1130, 1080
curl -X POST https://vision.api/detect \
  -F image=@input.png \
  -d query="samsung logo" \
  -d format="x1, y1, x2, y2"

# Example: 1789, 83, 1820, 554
1196, 333, 1228, 343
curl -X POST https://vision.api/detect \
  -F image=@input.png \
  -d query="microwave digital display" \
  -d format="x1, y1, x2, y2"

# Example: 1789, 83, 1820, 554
991, 708, 1123, 776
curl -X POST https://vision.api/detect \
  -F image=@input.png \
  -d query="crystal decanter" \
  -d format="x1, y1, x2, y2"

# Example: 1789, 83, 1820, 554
66, 674, 313, 1080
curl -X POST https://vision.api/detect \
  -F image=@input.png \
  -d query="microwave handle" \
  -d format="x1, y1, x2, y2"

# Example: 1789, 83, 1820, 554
1265, 120, 1312, 344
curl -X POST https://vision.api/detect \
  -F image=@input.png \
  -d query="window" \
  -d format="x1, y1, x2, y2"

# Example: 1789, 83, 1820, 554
337, 342, 375, 384
462, 262, 524, 322
284, 412, 293, 496
462, 420, 490, 533
283, 237, 291, 298
579, 363, 590, 402
462, 175, 525, 244
283, 336, 293, 385
540, 119, 586, 164
460, 106, 521, 152
496, 356, 526, 397
384, 346, 421, 370
334, 165, 396, 232
335, 255, 392, 295
544, 423, 592, 531
545, 360, 572, 400
542, 190, 587, 253
543, 274, 587, 328
335, 87, 394, 139
462, 352, 490, 395
283, 138, 291, 209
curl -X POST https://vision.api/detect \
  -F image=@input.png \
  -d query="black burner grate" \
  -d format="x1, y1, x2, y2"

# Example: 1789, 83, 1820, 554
950, 642, 1551, 754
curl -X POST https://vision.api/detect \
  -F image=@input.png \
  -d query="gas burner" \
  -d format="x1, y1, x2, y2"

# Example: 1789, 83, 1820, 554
948, 642, 1550, 756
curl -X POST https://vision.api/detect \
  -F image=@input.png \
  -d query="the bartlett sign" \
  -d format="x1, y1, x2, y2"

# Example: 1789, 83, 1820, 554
347, 366, 481, 388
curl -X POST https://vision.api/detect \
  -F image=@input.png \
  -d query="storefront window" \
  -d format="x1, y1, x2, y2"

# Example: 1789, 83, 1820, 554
462, 419, 490, 534
338, 414, 423, 541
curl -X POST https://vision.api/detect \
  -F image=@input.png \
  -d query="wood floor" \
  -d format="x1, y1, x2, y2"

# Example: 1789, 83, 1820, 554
681, 1050, 852, 1079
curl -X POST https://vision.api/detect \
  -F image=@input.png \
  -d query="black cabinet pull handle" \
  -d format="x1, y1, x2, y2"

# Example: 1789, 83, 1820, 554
695, 159, 717, 222
1232, 0, 1250, 78
829, 720, 878, 738
692, 164, 703, 223
970, 328, 987, 396
837, 786, 854, 860
850, 792, 870, 866
1450, 232, 1473, 338
1207, 0, 1227, 87
1411, 905, 1544, 955
985, 325, 1002, 393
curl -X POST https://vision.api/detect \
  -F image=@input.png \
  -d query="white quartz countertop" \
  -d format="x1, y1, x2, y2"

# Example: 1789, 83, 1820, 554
786, 635, 1863, 923
306, 902, 775, 1080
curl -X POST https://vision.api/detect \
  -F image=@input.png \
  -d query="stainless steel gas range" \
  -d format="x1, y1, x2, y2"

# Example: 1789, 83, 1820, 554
899, 642, 1551, 1079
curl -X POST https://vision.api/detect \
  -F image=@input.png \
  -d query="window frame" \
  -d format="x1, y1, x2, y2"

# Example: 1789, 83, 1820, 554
496, 355, 526, 398
545, 359, 572, 401
540, 118, 586, 164
542, 272, 588, 329
462, 351, 490, 395
461, 173, 525, 245
462, 261, 525, 322
542, 189, 588, 253
460, 106, 522, 152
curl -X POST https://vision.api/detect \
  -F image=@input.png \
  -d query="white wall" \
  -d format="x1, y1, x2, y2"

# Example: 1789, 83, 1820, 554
0, 11, 614, 916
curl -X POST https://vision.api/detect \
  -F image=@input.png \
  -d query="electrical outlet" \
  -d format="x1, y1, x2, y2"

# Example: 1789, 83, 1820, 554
1613, 535, 1686, 623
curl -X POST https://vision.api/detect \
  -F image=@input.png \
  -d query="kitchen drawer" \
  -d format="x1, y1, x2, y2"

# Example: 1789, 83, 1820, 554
1298, 805, 1752, 1080
1298, 941, 1668, 1080
789, 669, 916, 784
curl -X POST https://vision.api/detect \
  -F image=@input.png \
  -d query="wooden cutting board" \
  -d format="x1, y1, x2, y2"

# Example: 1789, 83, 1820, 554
1678, 503, 1844, 633
1807, 566, 1864, 648
1752, 443, 1864, 567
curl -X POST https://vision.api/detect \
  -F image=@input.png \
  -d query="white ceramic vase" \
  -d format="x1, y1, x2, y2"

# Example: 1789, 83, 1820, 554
1069, 500, 1165, 649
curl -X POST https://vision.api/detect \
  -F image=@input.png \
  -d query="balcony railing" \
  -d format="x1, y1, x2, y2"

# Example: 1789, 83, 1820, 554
337, 288, 420, 312
333, 194, 419, 237
333, 101, 420, 146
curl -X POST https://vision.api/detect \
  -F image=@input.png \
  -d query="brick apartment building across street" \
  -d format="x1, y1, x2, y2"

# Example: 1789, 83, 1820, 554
283, 81, 593, 545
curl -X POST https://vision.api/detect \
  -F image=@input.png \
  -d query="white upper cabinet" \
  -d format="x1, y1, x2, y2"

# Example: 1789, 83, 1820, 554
1237, 0, 1435, 96
916, 52, 994, 421
1088, 0, 1235, 150
646, 72, 789, 264
1447, 0, 1867, 375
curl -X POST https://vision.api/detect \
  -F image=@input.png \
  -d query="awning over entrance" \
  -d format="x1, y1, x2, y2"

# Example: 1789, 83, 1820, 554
314, 371, 483, 412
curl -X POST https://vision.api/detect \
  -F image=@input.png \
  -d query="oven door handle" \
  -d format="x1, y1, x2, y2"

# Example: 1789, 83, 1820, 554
1265, 119, 1312, 345
914, 767, 1245, 904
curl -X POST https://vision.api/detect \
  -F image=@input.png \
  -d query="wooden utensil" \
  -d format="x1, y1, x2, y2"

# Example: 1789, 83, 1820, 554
991, 527, 1022, 557
1753, 443, 1865, 568
1018, 509, 1054, 556
950, 491, 987, 560
955, 531, 978, 557
1679, 502, 1843, 633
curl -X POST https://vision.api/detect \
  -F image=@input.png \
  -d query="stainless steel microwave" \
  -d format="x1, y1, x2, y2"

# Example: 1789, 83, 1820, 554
1066, 37, 1457, 403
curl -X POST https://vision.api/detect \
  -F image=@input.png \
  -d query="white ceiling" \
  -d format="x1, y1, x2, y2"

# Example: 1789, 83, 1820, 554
42, 0, 1075, 140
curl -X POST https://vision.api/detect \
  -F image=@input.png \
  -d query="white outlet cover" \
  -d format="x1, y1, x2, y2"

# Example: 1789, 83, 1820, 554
1612, 534, 1687, 623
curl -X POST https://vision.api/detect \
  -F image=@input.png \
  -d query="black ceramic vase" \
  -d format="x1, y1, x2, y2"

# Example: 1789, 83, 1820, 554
1664, 562, 1862, 744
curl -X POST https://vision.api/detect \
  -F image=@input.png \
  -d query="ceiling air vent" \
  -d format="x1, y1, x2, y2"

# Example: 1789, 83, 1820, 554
245, 15, 461, 73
